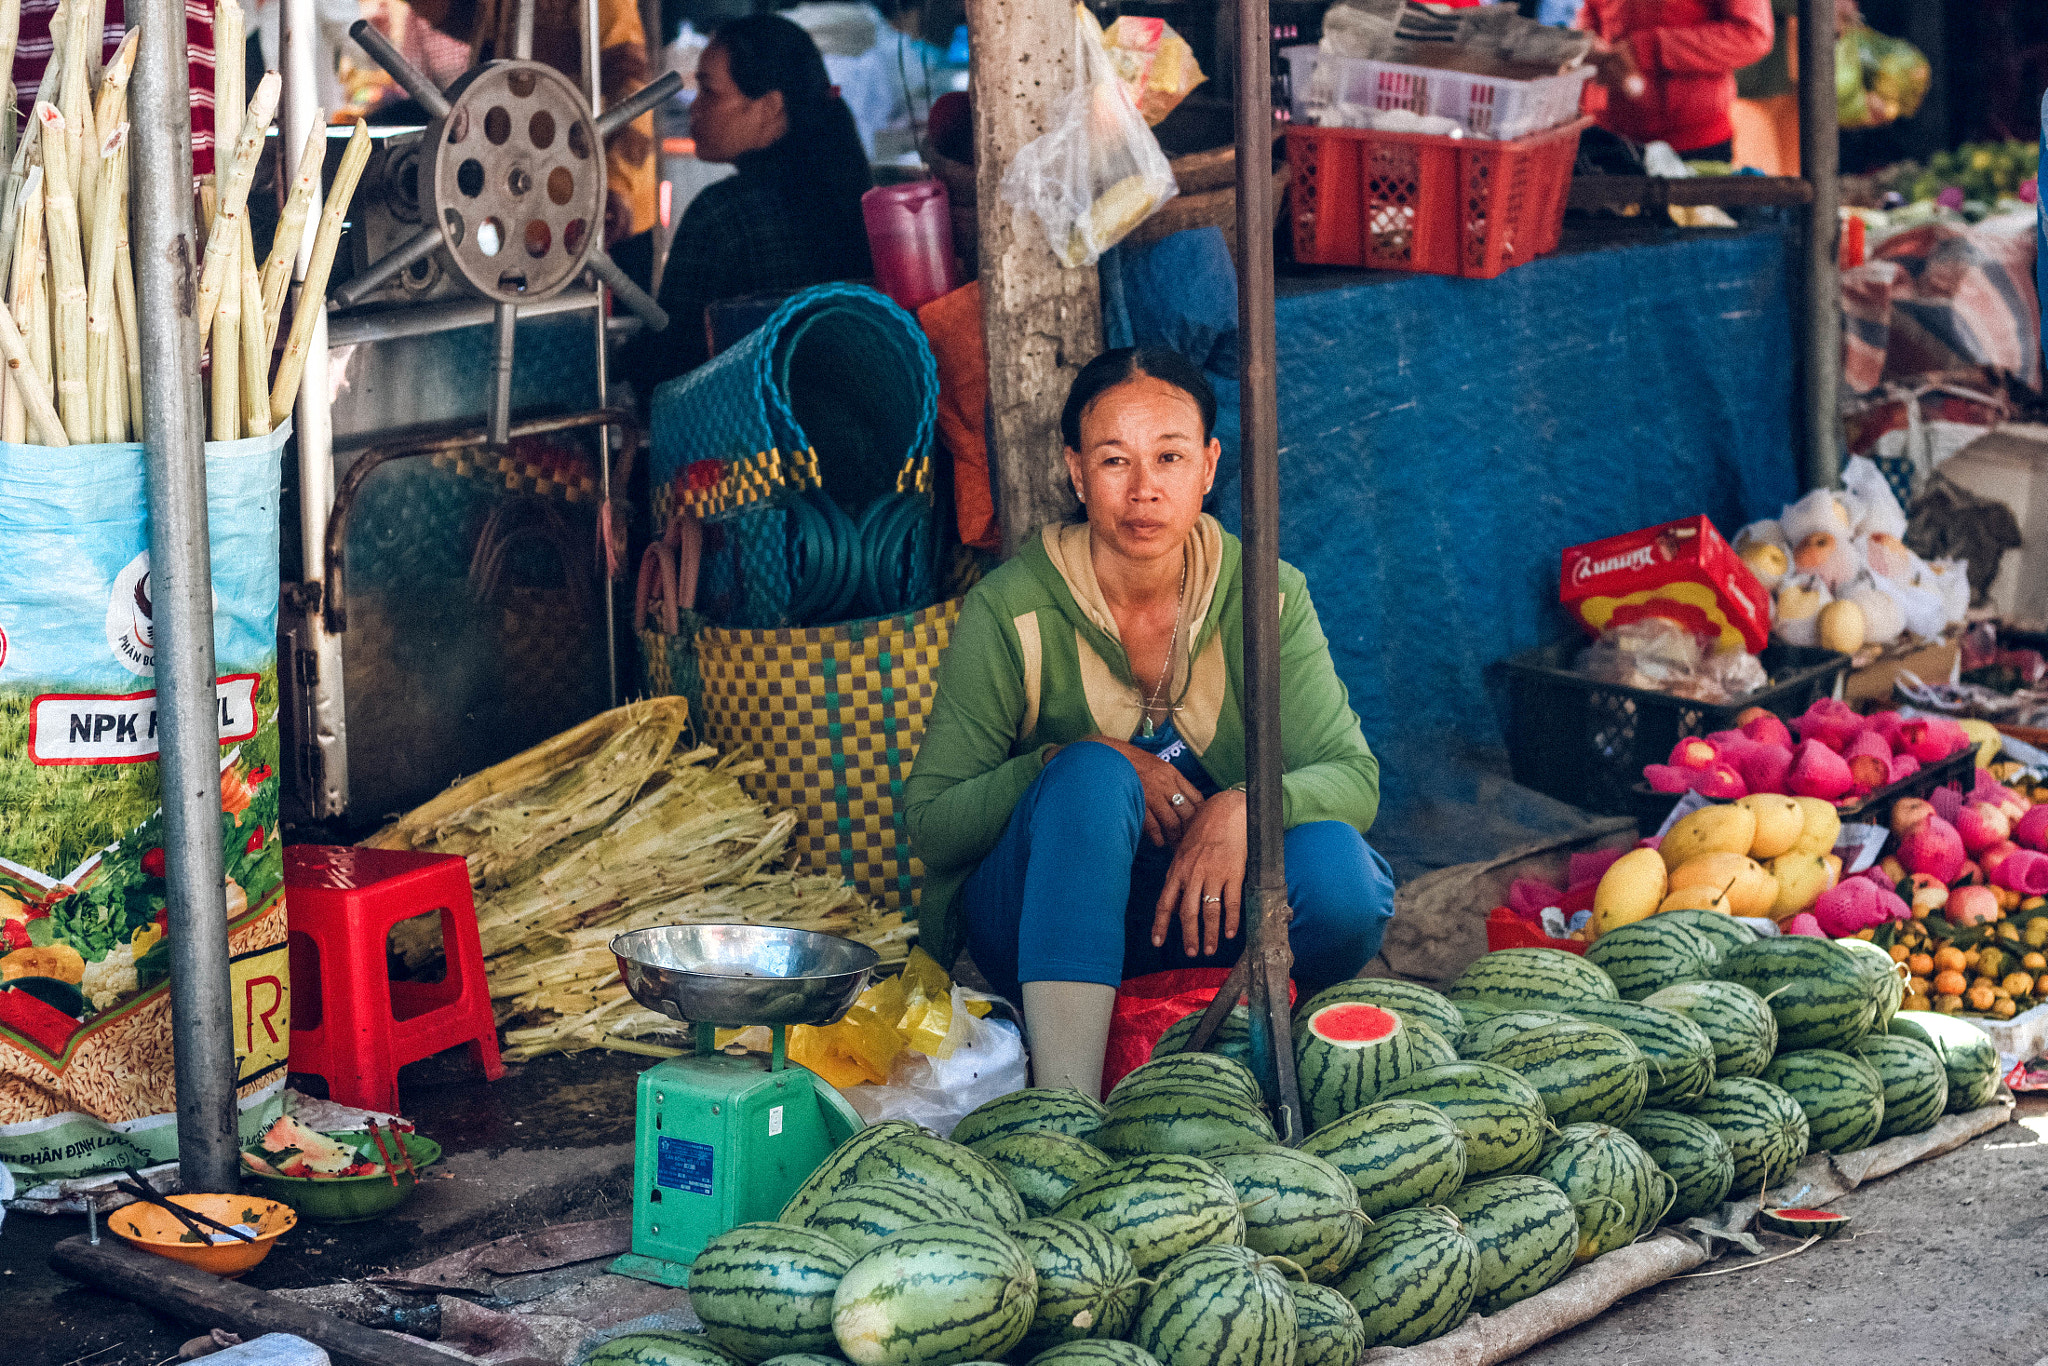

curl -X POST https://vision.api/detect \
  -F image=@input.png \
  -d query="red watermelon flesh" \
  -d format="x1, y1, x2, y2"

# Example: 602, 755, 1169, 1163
1308, 1003, 1401, 1047
1758, 1207, 1851, 1239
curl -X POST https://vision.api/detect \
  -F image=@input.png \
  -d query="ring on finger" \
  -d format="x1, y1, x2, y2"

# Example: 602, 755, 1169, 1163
1202, 894, 1222, 904
1169, 791, 1187, 807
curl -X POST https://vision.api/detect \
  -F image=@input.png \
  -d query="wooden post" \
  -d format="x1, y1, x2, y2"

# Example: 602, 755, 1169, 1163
1796, 0, 1840, 491
966, 0, 1102, 553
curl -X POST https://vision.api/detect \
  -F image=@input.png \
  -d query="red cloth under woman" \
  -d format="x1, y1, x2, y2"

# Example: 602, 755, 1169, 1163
1577, 0, 1775, 154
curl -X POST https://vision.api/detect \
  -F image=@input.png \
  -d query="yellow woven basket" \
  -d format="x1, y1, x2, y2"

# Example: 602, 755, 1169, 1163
695, 599, 960, 915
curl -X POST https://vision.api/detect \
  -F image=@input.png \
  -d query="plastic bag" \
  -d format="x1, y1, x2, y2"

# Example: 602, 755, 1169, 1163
1099, 967, 1298, 1094
1574, 618, 1766, 703
999, 5, 1176, 268
1101, 16, 1205, 127
1836, 24, 1930, 131
841, 995, 1027, 1136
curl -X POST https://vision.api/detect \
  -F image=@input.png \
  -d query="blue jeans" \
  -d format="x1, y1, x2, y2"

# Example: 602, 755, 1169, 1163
960, 740, 1395, 1002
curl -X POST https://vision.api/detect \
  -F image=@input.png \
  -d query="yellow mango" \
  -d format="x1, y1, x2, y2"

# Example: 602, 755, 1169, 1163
1668, 853, 1778, 918
1658, 885, 1733, 914
1786, 797, 1842, 857
1660, 804, 1758, 871
1767, 852, 1832, 919
1735, 793, 1805, 860
1592, 847, 1668, 938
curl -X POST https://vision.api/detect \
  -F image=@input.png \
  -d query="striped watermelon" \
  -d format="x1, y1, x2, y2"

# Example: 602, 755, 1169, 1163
1288, 1282, 1366, 1366
690, 1223, 855, 1362
782, 1121, 928, 1226
1091, 1088, 1277, 1159
1854, 1034, 1949, 1139
1207, 1144, 1368, 1283
1890, 1010, 2001, 1114
1622, 1110, 1735, 1222
1297, 1097, 1466, 1218
1761, 1050, 1887, 1155
1530, 1124, 1668, 1261
1010, 1217, 1145, 1356
1331, 1206, 1479, 1347
972, 1132, 1111, 1217
1107, 1053, 1265, 1111
1409, 1022, 1460, 1068
1375, 1061, 1547, 1178
1298, 979, 1467, 1051
1151, 1006, 1256, 1072
1442, 1175, 1580, 1313
1026, 1345, 1164, 1366
1650, 910, 1758, 954
1715, 938, 1880, 1053
1834, 938, 1907, 1031
1293, 1003, 1421, 1129
1456, 999, 1509, 1036
1131, 1244, 1297, 1366
1584, 917, 1722, 1000
849, 1134, 1027, 1226
1483, 1020, 1648, 1127
759, 1356, 845, 1366
1447, 948, 1620, 1009
952, 1089, 1106, 1151
1053, 1153, 1246, 1275
829, 1226, 1037, 1366
588, 1334, 743, 1366
807, 1181, 974, 1256
1642, 981, 1778, 1078
1457, 1010, 1571, 1060
1566, 999, 1717, 1110
1682, 1077, 1810, 1196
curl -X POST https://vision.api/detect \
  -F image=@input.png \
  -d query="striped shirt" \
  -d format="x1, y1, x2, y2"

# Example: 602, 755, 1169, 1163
12, 0, 218, 175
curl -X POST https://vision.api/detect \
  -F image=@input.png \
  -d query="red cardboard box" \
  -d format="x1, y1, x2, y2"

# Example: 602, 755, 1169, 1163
1560, 516, 1771, 655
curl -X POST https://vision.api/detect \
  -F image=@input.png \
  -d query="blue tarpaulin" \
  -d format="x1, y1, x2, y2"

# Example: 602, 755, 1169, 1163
1106, 223, 1803, 839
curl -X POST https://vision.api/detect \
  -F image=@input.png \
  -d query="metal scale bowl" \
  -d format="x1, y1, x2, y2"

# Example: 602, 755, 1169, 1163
606, 924, 878, 1286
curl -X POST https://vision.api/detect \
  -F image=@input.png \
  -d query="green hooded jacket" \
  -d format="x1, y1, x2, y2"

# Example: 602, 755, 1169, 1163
904, 516, 1381, 970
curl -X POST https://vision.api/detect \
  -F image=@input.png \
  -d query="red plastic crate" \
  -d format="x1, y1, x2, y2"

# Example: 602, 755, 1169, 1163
1284, 117, 1590, 278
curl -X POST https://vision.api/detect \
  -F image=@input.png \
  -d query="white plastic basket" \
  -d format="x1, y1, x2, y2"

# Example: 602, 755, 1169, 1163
1283, 46, 1593, 141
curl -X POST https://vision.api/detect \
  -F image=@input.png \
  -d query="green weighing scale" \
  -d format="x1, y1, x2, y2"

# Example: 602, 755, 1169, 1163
608, 924, 878, 1287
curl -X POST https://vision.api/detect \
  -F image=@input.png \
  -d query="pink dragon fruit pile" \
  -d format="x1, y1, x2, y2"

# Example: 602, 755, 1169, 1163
1644, 700, 1972, 806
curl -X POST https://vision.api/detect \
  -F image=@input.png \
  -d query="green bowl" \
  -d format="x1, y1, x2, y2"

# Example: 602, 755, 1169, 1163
242, 1129, 443, 1223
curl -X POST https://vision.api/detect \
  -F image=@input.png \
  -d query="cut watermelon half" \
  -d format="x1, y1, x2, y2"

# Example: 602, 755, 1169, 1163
1306, 1003, 1401, 1048
1757, 1207, 1851, 1239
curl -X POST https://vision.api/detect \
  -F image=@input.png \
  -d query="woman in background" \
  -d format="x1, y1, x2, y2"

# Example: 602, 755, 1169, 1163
1578, 0, 1775, 159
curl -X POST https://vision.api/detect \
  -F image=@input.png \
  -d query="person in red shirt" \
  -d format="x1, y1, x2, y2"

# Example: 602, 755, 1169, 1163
1577, 0, 1776, 158
12, 0, 218, 174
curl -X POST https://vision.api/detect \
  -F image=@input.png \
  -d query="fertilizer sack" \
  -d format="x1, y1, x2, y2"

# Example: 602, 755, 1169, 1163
0, 426, 292, 1184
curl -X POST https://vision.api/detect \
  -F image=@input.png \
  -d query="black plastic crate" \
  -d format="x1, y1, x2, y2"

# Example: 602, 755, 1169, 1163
1626, 742, 1979, 834
1500, 641, 1851, 817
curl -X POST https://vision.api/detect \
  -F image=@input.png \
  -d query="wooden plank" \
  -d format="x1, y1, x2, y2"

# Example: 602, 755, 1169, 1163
48, 1235, 459, 1366
1566, 175, 1815, 210
966, 0, 1101, 554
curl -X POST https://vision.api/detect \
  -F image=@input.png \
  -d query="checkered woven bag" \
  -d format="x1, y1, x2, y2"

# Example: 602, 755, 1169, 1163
694, 599, 960, 915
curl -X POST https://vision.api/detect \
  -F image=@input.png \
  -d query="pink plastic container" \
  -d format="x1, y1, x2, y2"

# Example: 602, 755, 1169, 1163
862, 181, 958, 313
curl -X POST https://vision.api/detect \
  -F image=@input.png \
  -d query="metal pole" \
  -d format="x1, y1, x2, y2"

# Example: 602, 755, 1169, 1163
586, 0, 617, 708
1233, 0, 1300, 1142
128, 0, 239, 1192
1796, 0, 1840, 490
283, 0, 348, 817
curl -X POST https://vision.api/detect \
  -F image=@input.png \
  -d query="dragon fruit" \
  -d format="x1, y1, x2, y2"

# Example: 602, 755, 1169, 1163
1740, 712, 1794, 749
1955, 803, 2013, 855
1810, 878, 1888, 936
2013, 804, 2048, 852
1993, 848, 2048, 896
1782, 912, 1826, 937
1789, 740, 1855, 800
1898, 814, 1967, 884
1897, 716, 1970, 764
1888, 754, 1921, 785
1645, 763, 1747, 799
1843, 731, 1892, 791
1796, 698, 1866, 752
1667, 736, 1722, 769
1734, 743, 1794, 795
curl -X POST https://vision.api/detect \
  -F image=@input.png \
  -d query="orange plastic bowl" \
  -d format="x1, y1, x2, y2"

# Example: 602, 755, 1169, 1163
109, 1193, 296, 1276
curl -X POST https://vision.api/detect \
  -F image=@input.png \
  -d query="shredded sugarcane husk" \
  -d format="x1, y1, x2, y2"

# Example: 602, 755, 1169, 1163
193, 70, 276, 350
260, 117, 325, 351
368, 698, 915, 1061
270, 118, 367, 424
237, 223, 268, 437
82, 123, 120, 443
36, 103, 87, 442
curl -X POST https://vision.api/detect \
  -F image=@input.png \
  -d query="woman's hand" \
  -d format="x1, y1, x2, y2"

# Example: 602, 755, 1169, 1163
1155, 788, 1247, 957
1052, 738, 1205, 847
1588, 35, 1646, 100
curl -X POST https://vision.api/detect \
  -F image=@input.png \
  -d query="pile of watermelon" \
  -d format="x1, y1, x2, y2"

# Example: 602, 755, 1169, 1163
591, 925, 2005, 1366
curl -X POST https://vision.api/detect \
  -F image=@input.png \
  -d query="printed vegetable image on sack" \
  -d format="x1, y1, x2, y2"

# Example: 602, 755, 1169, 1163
0, 425, 293, 1185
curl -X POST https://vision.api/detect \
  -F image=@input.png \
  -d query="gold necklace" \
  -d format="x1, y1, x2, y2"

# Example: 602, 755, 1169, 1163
1139, 551, 1188, 740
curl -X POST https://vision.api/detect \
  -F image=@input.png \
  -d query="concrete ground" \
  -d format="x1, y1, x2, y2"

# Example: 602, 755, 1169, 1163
8, 1056, 2046, 1366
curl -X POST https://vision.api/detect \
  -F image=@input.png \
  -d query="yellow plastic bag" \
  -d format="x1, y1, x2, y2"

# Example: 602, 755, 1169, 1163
719, 947, 993, 1084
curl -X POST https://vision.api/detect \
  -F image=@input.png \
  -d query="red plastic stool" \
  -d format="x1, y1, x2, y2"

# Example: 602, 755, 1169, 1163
285, 845, 505, 1113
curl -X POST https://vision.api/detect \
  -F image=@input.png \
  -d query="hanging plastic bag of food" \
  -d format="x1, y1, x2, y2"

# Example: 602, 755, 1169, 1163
998, 5, 1178, 268
0, 426, 294, 1187
1100, 16, 1206, 127
1836, 23, 1929, 131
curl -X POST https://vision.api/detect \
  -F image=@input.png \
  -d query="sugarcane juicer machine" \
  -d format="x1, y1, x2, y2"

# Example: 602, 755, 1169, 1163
334, 15, 679, 445
606, 924, 876, 1287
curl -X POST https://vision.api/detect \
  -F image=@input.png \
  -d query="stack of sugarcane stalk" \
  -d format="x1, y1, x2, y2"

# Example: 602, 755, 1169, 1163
0, 1, 372, 447
368, 698, 918, 1061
